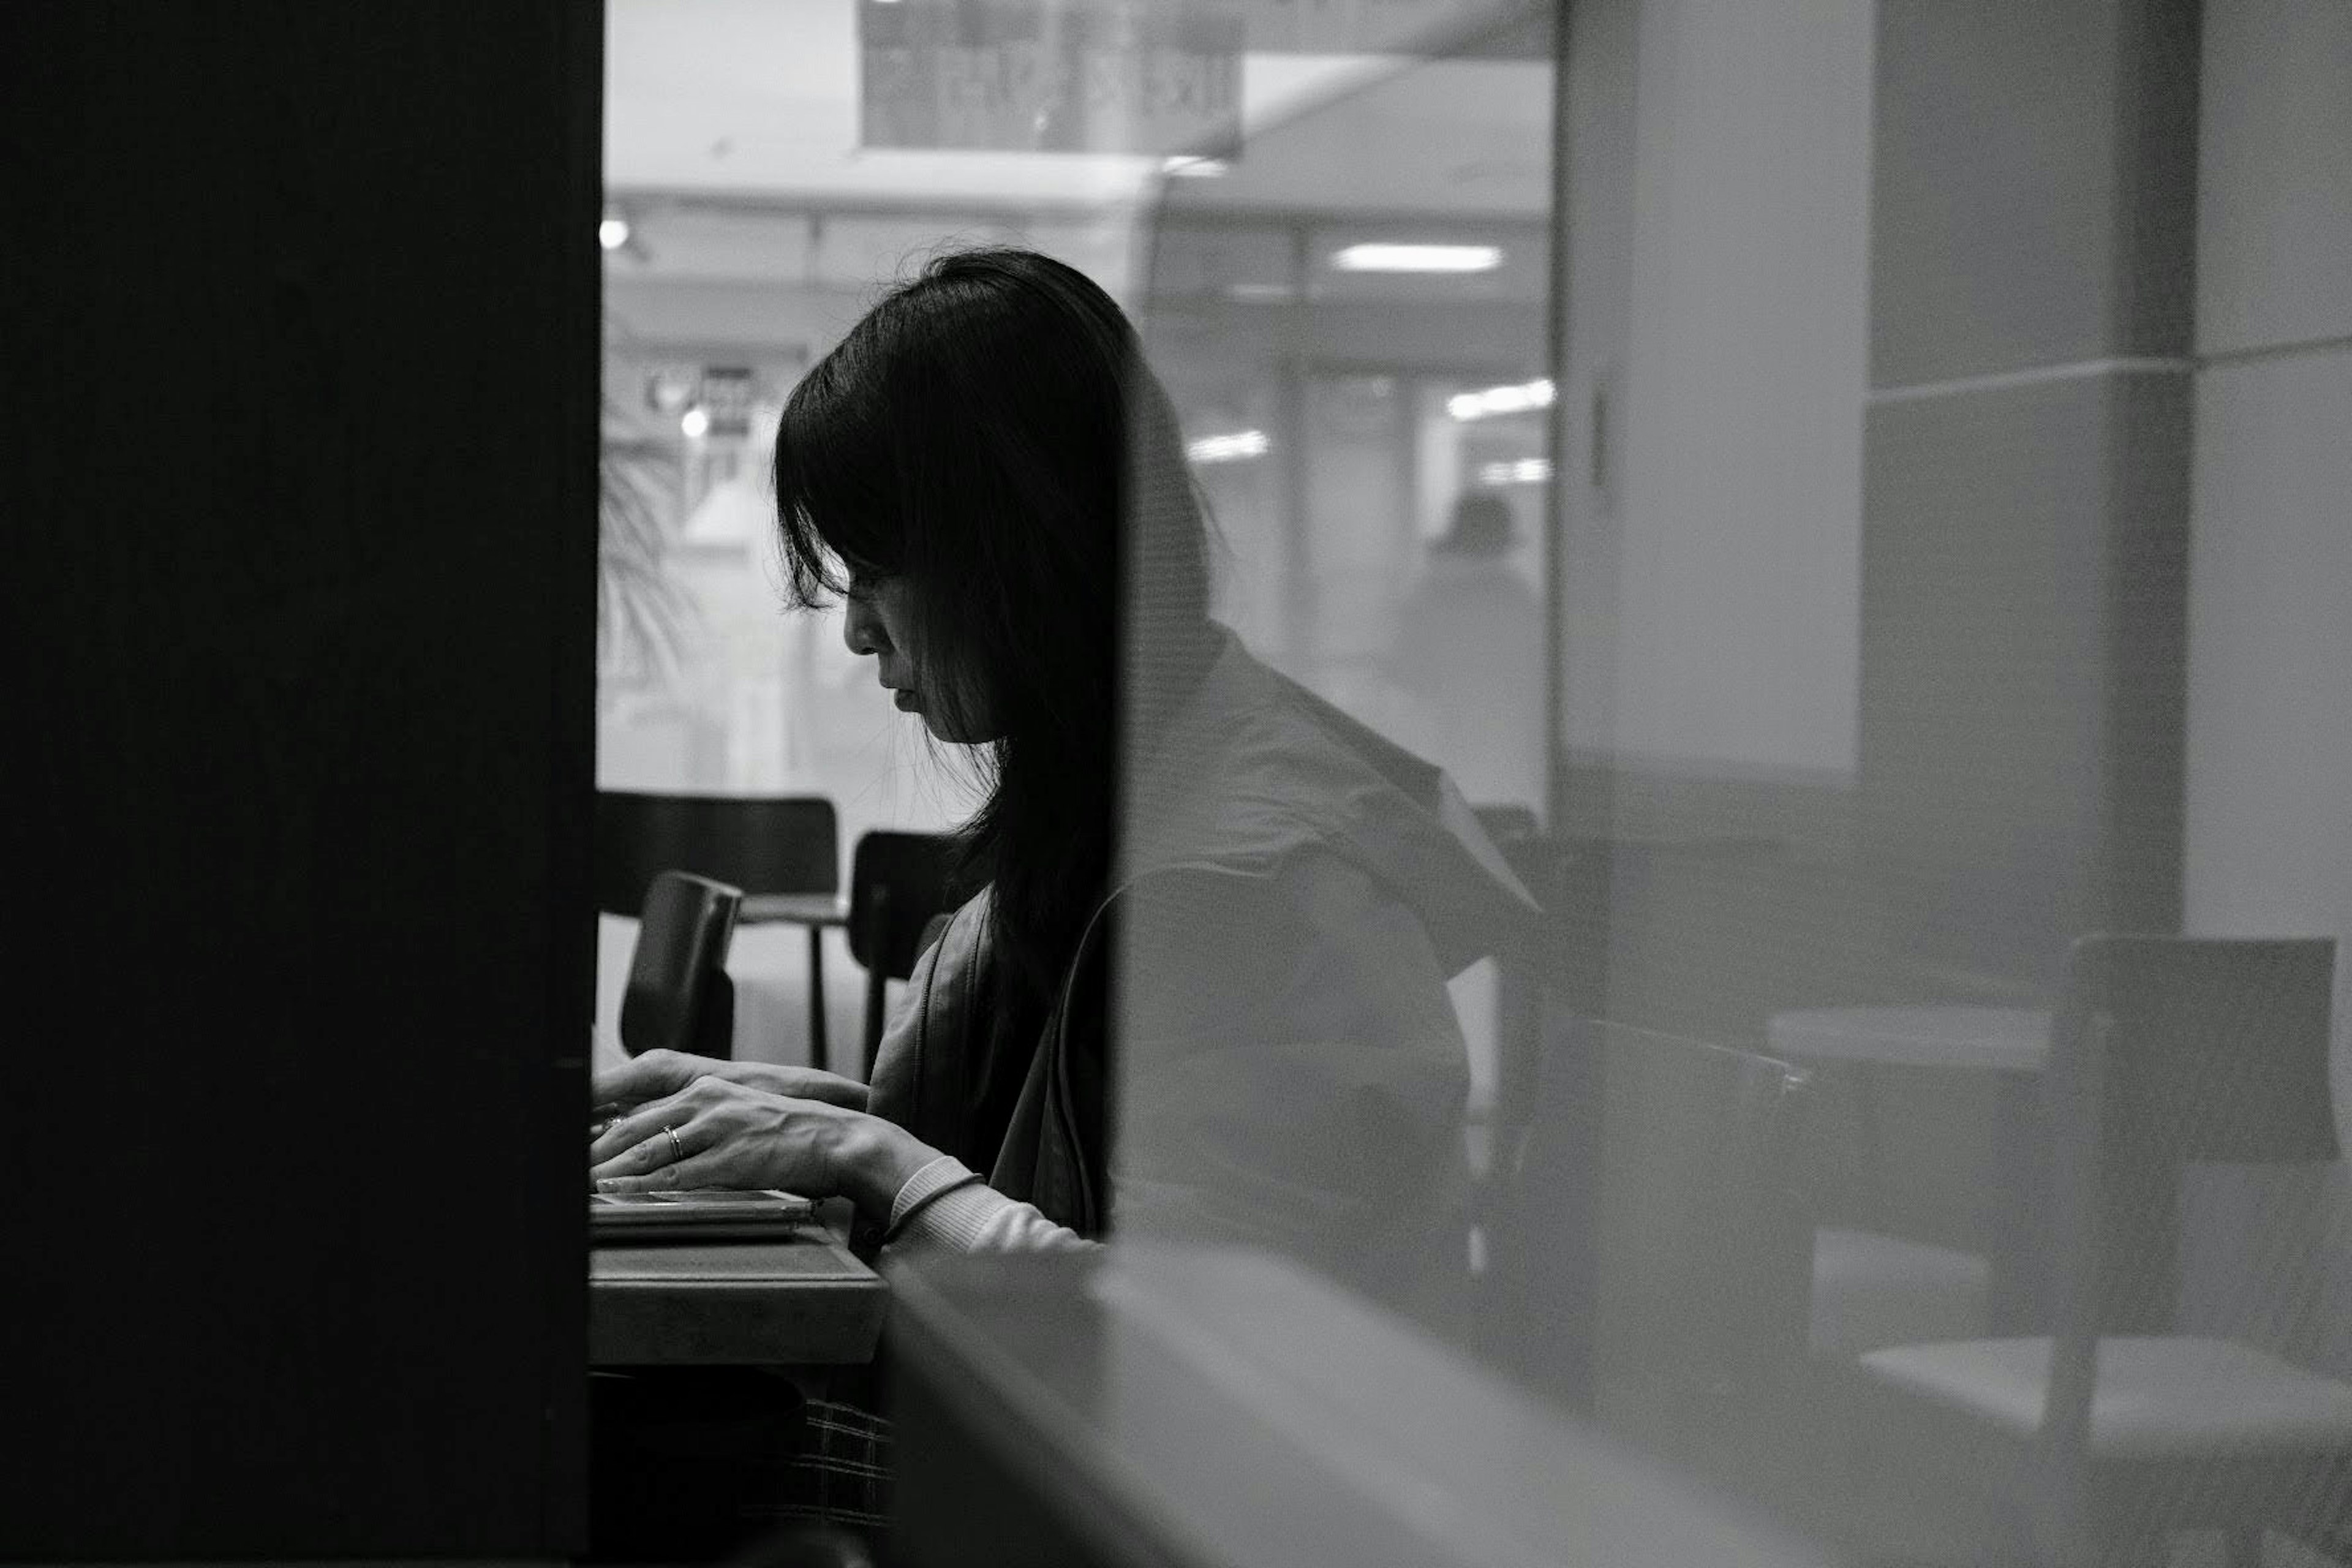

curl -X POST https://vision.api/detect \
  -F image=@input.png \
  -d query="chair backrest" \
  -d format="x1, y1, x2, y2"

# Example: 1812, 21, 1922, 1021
619, 870, 742, 1060
1478, 1005, 1601, 1406
2045, 933, 2338, 1340
594, 791, 838, 918
1586, 1022, 1814, 1451
1488, 1016, 1812, 1432
2029, 936, 2338, 1550
2064, 933, 2338, 1166
848, 831, 963, 1075
848, 831, 961, 979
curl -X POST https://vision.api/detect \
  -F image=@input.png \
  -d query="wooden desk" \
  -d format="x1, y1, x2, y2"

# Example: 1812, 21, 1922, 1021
590, 1220, 883, 1367
737, 893, 849, 1071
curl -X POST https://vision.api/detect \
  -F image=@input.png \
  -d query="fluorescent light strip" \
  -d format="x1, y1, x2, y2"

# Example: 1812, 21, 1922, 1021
1331, 243, 1502, 274
1187, 429, 1270, 464
1447, 378, 1554, 421
1477, 458, 1551, 486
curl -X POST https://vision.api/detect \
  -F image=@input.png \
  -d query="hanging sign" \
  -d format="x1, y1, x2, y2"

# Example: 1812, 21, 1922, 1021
1223, 0, 1529, 54
859, 0, 1243, 154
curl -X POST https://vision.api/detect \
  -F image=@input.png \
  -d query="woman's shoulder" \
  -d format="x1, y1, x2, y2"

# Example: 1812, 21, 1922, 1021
1124, 646, 1391, 875
1112, 848, 1436, 1001
1123, 636, 1538, 976
1117, 845, 1382, 927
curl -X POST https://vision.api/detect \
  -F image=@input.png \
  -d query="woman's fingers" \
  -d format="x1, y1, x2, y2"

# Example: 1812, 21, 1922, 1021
591, 1054, 870, 1119
590, 1117, 698, 1186
589, 1048, 710, 1110
594, 1150, 727, 1195
587, 1090, 692, 1168
737, 1064, 869, 1111
585, 1076, 849, 1197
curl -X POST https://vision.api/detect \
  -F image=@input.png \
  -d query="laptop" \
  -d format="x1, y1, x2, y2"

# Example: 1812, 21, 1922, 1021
590, 1188, 817, 1243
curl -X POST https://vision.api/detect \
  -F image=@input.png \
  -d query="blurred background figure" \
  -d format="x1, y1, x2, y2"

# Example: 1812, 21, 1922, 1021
1385, 488, 1545, 815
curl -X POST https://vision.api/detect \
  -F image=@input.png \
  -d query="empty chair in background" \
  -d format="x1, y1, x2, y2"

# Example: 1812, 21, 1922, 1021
619, 870, 743, 1061
1776, 1005, 2043, 1359
1841, 935, 2349, 1568
847, 829, 962, 1079
595, 790, 843, 1068
1586, 1023, 1816, 1467
1482, 1019, 1815, 1453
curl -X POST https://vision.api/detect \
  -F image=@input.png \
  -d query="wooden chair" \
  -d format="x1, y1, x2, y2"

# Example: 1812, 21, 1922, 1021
595, 791, 840, 1068
1844, 935, 2348, 1567
847, 830, 962, 1079
617, 870, 741, 1060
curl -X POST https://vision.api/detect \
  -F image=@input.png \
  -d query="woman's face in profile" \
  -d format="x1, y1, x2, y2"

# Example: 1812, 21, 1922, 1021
842, 574, 1000, 744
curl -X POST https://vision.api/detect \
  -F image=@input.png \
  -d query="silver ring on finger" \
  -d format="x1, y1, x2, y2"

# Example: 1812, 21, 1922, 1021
663, 1124, 684, 1164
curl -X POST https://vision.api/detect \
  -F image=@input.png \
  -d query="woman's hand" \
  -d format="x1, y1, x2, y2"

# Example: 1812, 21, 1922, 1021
591, 1048, 869, 1120
588, 1076, 937, 1222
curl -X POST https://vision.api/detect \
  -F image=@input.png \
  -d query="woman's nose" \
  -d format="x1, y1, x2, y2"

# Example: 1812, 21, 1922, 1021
842, 597, 884, 657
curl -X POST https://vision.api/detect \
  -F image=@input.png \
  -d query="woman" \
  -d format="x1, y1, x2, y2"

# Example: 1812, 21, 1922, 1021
590, 249, 1535, 1316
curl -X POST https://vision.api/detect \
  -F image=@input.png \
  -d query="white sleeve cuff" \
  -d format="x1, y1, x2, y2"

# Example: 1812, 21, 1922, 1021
888, 1153, 982, 1233
883, 1155, 1097, 1255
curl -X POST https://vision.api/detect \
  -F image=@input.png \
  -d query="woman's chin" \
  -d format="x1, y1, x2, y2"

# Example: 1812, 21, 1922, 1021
917, 710, 1001, 746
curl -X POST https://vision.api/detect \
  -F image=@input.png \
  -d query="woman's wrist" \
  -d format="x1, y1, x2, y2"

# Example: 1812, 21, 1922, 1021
826, 1110, 941, 1223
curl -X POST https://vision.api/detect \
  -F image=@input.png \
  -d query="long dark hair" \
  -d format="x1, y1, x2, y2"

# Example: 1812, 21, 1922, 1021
772, 247, 1211, 1008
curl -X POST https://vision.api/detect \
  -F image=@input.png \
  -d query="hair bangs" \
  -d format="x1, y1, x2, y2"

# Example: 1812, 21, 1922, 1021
771, 347, 905, 610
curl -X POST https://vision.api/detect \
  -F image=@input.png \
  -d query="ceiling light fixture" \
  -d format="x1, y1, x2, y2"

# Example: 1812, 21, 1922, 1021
1187, 429, 1270, 464
1447, 377, 1555, 421
680, 407, 711, 440
599, 214, 631, 252
1331, 243, 1502, 274
1477, 458, 1553, 486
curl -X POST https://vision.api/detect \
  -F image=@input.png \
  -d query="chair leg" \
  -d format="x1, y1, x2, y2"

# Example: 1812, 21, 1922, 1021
806, 925, 828, 1074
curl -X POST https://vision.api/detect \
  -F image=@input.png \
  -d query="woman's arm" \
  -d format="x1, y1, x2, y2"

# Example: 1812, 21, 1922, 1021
880, 1155, 1095, 1255
587, 1074, 1090, 1254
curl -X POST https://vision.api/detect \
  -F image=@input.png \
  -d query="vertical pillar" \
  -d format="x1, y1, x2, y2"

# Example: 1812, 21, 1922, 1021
1859, 0, 2201, 990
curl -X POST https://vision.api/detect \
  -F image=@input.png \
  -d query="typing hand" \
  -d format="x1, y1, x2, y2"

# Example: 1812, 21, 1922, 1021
591, 1048, 869, 1120
589, 1075, 935, 1220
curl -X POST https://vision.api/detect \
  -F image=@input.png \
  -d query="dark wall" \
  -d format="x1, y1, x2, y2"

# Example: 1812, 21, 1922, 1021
1, 4, 599, 1555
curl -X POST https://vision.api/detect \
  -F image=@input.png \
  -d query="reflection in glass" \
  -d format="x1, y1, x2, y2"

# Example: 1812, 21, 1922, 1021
600, 1, 2352, 1561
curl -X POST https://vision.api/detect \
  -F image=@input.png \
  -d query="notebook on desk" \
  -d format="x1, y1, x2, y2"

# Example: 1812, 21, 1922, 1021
590, 1188, 817, 1243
